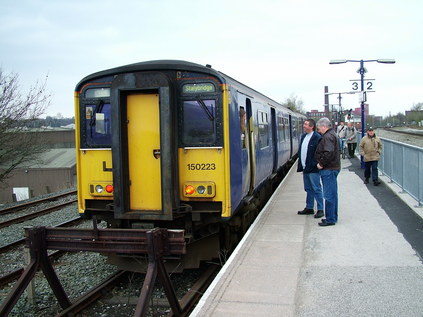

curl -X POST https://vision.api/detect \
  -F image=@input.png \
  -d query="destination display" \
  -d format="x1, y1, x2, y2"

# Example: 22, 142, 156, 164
183, 83, 215, 94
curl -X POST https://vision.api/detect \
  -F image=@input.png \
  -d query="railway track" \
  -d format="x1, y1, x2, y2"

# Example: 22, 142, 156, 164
56, 264, 219, 316
0, 216, 83, 255
0, 217, 84, 288
0, 199, 77, 229
0, 190, 77, 216
1, 223, 219, 316
383, 127, 423, 138
378, 127, 423, 148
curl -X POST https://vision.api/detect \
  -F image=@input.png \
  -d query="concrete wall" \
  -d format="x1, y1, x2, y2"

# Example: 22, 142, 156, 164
0, 166, 76, 203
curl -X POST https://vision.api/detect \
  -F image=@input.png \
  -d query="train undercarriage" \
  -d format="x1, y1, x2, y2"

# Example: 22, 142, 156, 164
83, 159, 294, 273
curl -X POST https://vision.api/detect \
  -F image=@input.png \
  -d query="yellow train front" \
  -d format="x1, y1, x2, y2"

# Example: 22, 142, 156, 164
75, 60, 303, 270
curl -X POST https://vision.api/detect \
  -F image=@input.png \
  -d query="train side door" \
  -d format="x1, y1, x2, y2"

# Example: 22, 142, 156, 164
271, 108, 278, 172
289, 114, 293, 158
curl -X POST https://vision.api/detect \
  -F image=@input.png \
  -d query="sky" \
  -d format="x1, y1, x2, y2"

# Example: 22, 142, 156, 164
0, 0, 422, 119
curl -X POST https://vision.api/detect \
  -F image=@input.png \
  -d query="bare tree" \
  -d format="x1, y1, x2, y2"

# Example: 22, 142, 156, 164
0, 68, 51, 184
282, 95, 305, 114
411, 102, 423, 111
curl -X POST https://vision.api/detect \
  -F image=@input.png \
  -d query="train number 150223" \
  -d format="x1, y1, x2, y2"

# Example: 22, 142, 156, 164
187, 163, 216, 170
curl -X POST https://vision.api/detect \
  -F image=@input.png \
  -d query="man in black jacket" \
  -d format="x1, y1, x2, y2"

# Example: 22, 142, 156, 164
315, 117, 341, 227
297, 119, 324, 218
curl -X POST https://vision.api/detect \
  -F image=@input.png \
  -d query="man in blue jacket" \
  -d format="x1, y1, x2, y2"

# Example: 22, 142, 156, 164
297, 119, 324, 218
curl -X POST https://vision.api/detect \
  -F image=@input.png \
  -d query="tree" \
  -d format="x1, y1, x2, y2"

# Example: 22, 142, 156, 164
411, 103, 423, 111
0, 68, 51, 184
405, 102, 423, 124
282, 95, 305, 114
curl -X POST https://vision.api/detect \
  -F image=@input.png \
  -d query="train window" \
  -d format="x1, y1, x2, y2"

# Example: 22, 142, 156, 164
284, 118, 289, 140
277, 116, 284, 143
258, 110, 269, 148
240, 107, 247, 148
182, 99, 216, 145
292, 118, 298, 138
83, 102, 112, 147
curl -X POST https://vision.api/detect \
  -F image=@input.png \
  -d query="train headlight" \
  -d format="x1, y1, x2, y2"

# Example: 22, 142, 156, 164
95, 185, 104, 193
183, 182, 215, 198
185, 185, 195, 195
90, 182, 114, 196
197, 185, 206, 194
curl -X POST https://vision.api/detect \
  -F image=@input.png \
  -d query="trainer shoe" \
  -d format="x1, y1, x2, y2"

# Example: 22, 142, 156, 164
364, 178, 369, 184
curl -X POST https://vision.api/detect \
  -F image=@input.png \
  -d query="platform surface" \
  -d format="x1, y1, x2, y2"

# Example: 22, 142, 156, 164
191, 158, 423, 317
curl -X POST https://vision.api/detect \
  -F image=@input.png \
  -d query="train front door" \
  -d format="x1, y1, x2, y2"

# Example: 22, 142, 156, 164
127, 93, 162, 211
112, 83, 174, 220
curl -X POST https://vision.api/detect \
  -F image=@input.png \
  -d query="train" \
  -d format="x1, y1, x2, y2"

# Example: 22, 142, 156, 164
74, 60, 305, 270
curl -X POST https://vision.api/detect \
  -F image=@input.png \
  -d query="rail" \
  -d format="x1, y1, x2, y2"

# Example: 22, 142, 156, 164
379, 138, 423, 207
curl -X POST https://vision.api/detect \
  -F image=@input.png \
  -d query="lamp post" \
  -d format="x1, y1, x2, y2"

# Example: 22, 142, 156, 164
325, 91, 357, 124
329, 59, 395, 167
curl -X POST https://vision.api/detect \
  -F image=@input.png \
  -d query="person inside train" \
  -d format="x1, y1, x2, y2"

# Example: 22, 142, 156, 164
297, 119, 324, 218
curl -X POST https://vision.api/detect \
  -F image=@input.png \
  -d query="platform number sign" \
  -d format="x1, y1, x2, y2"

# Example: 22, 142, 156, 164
351, 80, 374, 91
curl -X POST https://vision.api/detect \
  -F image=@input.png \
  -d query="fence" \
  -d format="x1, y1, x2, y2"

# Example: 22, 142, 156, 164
378, 138, 423, 207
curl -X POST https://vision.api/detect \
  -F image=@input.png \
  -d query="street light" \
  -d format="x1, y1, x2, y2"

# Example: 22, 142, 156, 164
329, 59, 395, 168
325, 91, 357, 124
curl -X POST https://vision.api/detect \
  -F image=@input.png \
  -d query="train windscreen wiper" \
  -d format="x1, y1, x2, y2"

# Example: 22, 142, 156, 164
89, 100, 104, 127
196, 97, 214, 121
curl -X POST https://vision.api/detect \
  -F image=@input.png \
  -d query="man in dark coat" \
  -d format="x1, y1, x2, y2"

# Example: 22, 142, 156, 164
297, 119, 324, 218
315, 117, 341, 227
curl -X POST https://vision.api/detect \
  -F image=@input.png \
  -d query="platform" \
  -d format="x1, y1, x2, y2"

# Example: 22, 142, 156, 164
190, 158, 423, 317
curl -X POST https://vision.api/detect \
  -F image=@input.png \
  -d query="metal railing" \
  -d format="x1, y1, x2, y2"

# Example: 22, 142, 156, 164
378, 138, 423, 207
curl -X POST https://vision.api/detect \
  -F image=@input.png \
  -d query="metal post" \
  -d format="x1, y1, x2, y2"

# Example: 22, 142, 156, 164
324, 86, 329, 117
359, 60, 366, 168
24, 247, 36, 305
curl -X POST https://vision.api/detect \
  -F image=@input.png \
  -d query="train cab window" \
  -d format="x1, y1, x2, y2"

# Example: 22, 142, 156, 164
182, 99, 216, 145
83, 102, 112, 147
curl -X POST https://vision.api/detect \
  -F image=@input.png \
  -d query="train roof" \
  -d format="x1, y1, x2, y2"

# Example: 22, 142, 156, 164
75, 60, 223, 91
75, 59, 305, 118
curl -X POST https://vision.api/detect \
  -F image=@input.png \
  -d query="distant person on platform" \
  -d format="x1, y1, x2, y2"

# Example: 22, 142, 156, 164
336, 121, 346, 138
345, 122, 358, 158
359, 127, 382, 186
337, 120, 347, 153
315, 117, 341, 227
297, 119, 324, 219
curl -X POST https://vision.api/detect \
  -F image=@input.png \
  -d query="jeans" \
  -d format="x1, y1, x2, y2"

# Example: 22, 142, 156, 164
303, 172, 324, 210
339, 138, 346, 151
320, 169, 340, 223
364, 161, 379, 181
